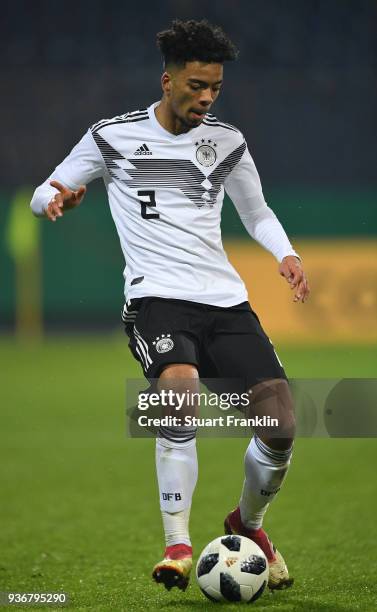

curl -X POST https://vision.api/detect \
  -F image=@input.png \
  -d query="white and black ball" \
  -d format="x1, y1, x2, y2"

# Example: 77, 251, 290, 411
196, 535, 268, 603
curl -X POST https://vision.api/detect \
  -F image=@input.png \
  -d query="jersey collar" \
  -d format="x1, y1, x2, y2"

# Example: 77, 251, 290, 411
148, 102, 201, 141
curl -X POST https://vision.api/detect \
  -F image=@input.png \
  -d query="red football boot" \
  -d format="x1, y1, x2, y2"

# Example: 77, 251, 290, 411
152, 544, 192, 591
224, 507, 294, 590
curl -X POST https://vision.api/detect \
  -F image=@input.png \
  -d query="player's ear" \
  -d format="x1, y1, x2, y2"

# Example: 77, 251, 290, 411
161, 72, 172, 96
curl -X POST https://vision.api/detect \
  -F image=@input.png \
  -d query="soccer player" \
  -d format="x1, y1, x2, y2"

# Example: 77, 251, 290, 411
30, 19, 309, 594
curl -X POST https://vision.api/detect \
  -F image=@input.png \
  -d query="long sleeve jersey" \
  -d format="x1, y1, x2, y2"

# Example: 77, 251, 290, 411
31, 102, 298, 307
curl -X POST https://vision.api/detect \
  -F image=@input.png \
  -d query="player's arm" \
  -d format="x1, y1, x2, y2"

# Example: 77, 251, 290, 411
224, 142, 310, 303
30, 129, 105, 222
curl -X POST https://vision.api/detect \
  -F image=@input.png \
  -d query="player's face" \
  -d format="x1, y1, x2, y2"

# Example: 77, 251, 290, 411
165, 61, 223, 129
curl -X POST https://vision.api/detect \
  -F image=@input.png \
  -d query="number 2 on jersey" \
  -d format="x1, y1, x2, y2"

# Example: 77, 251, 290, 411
138, 190, 160, 220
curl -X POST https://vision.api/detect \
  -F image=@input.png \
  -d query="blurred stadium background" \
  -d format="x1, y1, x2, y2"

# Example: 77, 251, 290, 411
1, 1, 376, 609
1, 0, 376, 341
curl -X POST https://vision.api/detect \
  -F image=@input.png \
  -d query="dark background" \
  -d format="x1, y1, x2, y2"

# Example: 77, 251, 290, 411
0, 0, 376, 331
2, 0, 376, 187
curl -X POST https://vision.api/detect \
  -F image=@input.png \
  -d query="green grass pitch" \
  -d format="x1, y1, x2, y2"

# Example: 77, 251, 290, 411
1, 338, 376, 611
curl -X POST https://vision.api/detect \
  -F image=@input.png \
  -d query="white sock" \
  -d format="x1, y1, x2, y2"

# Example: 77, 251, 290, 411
156, 435, 198, 547
239, 435, 292, 530
162, 507, 191, 547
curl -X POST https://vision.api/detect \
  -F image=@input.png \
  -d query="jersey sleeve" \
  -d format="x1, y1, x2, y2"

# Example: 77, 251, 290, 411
224, 142, 264, 205
30, 129, 105, 216
224, 141, 299, 262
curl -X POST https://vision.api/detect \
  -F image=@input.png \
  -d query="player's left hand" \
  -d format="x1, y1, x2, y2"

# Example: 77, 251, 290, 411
279, 256, 310, 303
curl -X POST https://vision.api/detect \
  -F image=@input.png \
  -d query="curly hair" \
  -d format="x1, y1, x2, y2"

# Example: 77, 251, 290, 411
156, 19, 238, 67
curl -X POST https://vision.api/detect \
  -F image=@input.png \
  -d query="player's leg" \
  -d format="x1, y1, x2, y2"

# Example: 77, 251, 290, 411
238, 376, 295, 532
122, 297, 203, 590
203, 302, 295, 589
228, 377, 295, 589
153, 363, 200, 591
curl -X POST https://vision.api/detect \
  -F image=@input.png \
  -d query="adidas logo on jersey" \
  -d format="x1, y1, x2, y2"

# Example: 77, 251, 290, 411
134, 144, 152, 155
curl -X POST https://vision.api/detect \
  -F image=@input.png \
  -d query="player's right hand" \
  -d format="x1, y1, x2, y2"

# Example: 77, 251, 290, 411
45, 180, 87, 221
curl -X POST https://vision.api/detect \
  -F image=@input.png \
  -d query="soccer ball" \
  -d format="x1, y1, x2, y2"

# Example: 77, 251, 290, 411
196, 535, 268, 603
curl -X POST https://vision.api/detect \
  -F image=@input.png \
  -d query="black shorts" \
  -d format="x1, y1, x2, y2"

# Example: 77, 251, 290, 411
122, 297, 286, 390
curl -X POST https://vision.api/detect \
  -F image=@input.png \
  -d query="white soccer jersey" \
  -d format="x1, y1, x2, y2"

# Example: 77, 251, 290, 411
31, 102, 298, 307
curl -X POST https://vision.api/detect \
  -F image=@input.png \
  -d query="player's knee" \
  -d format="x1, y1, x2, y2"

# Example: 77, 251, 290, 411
248, 378, 296, 444
160, 363, 199, 380
158, 363, 200, 417
156, 370, 199, 444
159, 363, 199, 395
